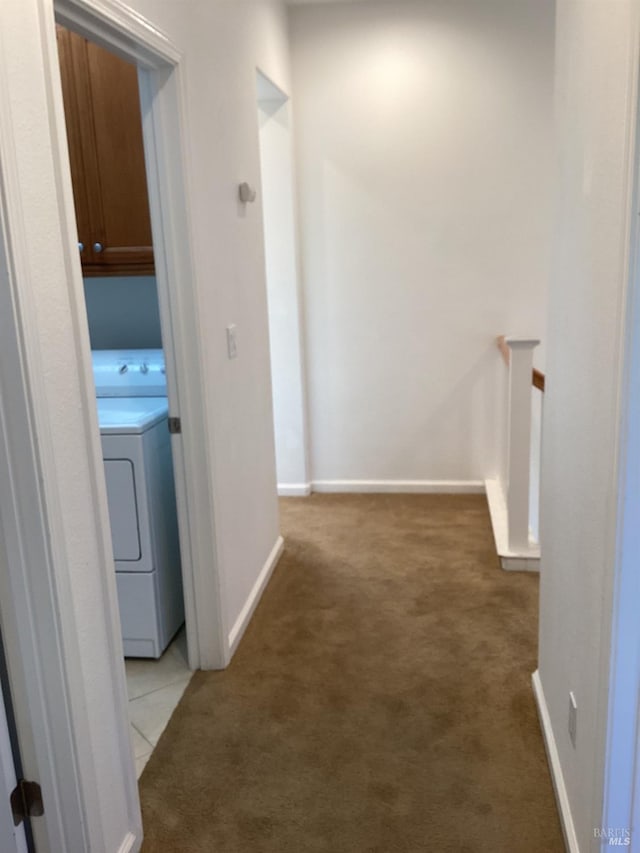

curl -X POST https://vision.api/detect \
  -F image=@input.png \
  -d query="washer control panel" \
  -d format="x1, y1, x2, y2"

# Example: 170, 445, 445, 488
92, 349, 167, 398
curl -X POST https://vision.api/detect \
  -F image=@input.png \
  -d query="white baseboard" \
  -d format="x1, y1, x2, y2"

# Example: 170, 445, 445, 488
227, 536, 284, 659
118, 832, 139, 853
532, 670, 580, 853
485, 478, 540, 571
311, 480, 485, 494
277, 483, 312, 497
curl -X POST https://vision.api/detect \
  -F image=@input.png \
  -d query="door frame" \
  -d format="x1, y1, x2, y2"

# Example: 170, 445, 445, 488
54, 0, 227, 671
256, 69, 312, 497
0, 0, 226, 849
0, 634, 28, 853
0, 68, 101, 847
600, 53, 640, 842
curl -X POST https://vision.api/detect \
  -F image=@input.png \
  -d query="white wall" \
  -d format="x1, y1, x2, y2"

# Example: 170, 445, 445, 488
123, 0, 290, 638
289, 0, 555, 487
257, 74, 310, 493
537, 1, 640, 850
84, 276, 162, 349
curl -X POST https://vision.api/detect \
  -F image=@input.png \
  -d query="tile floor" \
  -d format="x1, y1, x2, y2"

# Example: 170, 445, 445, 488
125, 627, 193, 778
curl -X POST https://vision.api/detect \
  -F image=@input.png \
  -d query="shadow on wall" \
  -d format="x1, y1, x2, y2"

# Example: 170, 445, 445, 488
83, 276, 162, 350
391, 346, 501, 480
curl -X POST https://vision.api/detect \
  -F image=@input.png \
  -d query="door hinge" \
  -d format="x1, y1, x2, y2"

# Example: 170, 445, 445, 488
168, 416, 182, 435
10, 779, 44, 827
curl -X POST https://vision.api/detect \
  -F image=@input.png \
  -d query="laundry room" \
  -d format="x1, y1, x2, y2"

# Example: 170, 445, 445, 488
56, 25, 191, 777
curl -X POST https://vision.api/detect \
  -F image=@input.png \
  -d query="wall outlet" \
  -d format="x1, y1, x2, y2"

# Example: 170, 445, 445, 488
226, 324, 238, 360
568, 691, 577, 748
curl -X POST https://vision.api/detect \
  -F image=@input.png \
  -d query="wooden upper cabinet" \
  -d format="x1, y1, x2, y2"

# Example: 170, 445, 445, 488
56, 27, 154, 276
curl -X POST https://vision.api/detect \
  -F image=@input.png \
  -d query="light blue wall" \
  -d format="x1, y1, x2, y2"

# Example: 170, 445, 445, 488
83, 276, 162, 350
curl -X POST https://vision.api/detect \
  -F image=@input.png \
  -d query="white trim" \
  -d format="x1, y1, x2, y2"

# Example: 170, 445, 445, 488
0, 3, 138, 848
311, 480, 485, 494
117, 832, 138, 853
136, 64, 226, 670
228, 537, 285, 658
55, 0, 180, 65
499, 556, 540, 572
485, 478, 540, 571
601, 3, 640, 838
532, 671, 580, 853
504, 339, 539, 552
277, 483, 312, 497
505, 337, 541, 348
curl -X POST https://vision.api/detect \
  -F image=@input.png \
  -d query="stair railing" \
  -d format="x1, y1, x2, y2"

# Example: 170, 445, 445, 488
497, 336, 542, 551
486, 336, 545, 570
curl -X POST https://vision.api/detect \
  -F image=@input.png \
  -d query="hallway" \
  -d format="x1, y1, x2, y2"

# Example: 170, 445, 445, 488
139, 495, 562, 852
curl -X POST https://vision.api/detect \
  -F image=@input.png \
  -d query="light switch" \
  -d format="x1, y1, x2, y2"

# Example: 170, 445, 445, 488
226, 324, 238, 360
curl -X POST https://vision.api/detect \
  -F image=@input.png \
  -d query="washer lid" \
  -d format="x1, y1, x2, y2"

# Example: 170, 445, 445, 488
96, 397, 169, 434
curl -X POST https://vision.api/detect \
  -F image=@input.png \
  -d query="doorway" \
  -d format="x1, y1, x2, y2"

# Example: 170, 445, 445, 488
51, 0, 226, 671
256, 70, 310, 497
55, 23, 192, 776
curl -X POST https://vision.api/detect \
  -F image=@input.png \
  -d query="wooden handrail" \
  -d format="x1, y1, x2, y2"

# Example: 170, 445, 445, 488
532, 368, 545, 393
497, 335, 510, 367
496, 336, 546, 393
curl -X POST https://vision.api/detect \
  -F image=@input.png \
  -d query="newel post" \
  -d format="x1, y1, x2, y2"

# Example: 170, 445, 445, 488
506, 338, 540, 552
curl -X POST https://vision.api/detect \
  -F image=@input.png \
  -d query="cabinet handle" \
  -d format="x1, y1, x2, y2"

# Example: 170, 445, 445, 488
78, 241, 84, 252
93, 242, 104, 253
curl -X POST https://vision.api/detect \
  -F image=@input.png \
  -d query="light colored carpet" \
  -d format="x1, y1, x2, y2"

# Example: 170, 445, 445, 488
139, 494, 563, 852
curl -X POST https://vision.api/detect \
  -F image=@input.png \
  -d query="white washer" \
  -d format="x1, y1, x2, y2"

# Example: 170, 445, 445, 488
92, 350, 184, 658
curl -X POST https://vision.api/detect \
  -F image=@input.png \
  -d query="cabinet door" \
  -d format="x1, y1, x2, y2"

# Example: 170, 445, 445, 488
56, 26, 94, 265
57, 28, 154, 276
84, 40, 154, 275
